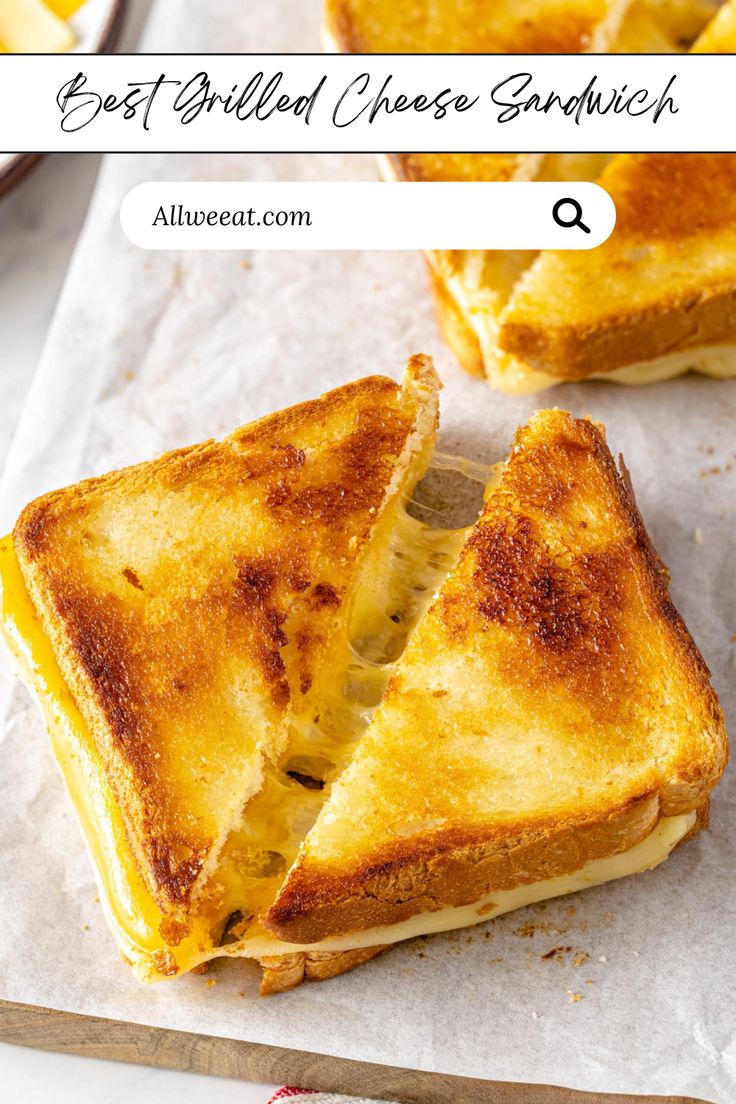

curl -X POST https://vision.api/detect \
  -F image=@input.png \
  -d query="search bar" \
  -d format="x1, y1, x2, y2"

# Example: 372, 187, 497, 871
120, 181, 615, 251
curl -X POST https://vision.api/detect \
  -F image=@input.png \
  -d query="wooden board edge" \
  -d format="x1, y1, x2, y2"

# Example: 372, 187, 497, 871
0, 999, 710, 1104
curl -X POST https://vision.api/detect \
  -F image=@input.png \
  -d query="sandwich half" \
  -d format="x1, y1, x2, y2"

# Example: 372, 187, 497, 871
266, 410, 727, 958
1, 359, 446, 987
494, 0, 736, 391
496, 153, 736, 389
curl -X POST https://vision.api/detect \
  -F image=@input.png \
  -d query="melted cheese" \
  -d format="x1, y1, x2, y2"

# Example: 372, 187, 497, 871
0, 502, 469, 979
0, 520, 694, 980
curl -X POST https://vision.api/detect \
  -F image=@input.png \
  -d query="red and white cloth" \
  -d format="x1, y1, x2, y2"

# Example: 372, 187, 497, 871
268, 1089, 399, 1103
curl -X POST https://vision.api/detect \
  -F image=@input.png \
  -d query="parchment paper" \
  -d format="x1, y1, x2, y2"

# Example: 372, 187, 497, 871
1, 1, 735, 1100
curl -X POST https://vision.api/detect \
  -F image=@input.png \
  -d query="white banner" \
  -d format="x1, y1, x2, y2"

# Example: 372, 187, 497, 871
0, 53, 733, 153
119, 181, 616, 250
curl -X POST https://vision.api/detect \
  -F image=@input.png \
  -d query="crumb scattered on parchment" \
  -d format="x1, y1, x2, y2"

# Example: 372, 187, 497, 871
693, 526, 704, 544
585, 979, 594, 986
93, 896, 99, 904
567, 991, 582, 1003
633, 951, 641, 957
731, 633, 736, 643
574, 952, 589, 967
515, 920, 568, 939
240, 259, 251, 271
81, 923, 89, 931
206, 978, 217, 987
598, 954, 608, 963
531, 1011, 540, 1020
239, 991, 245, 998
542, 945, 573, 961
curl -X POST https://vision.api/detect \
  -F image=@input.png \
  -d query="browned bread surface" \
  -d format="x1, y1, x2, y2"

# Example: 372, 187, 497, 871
324, 0, 623, 52
266, 411, 727, 944
14, 362, 440, 919
498, 154, 736, 378
258, 945, 388, 995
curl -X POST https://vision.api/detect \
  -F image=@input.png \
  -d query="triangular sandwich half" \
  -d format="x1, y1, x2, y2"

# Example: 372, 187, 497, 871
265, 410, 727, 951
496, 152, 736, 390
2, 360, 441, 982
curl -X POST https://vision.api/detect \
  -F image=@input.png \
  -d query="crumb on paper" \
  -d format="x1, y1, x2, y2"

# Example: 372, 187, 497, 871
207, 978, 217, 988
598, 955, 608, 963
531, 1010, 539, 1020
240, 259, 251, 270
81, 923, 89, 931
633, 951, 641, 958
693, 526, 704, 544
573, 952, 589, 967
567, 991, 582, 1003
542, 945, 573, 962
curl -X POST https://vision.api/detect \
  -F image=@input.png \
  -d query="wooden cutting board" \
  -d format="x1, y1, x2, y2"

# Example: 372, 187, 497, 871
0, 998, 708, 1104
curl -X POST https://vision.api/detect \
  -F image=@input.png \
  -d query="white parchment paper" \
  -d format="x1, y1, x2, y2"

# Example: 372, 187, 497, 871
1, 2, 735, 1100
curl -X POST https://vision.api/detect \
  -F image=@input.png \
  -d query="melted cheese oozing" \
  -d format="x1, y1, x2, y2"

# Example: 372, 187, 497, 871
0, 502, 469, 979
0, 496, 695, 980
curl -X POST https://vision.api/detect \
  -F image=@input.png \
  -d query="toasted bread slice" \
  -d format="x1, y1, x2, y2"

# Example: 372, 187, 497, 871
266, 411, 727, 945
324, 0, 633, 190
324, 0, 631, 53
13, 361, 440, 924
497, 153, 736, 387
489, 8, 736, 390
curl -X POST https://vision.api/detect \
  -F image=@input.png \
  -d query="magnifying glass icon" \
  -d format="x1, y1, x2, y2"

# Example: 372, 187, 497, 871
552, 198, 591, 234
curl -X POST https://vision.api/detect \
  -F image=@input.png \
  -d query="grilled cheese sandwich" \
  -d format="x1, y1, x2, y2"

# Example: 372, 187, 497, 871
0, 533, 700, 982
2, 363, 727, 991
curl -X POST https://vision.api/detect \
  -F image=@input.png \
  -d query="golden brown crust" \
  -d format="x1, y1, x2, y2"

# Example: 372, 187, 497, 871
267, 794, 661, 943
266, 411, 728, 945
14, 366, 440, 918
258, 945, 388, 995
324, 0, 618, 53
498, 154, 736, 378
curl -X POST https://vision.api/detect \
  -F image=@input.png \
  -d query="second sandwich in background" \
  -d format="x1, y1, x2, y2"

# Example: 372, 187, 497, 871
325, 0, 736, 392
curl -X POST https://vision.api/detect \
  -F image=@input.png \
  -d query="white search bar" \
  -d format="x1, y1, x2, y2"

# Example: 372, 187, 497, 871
120, 182, 615, 251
